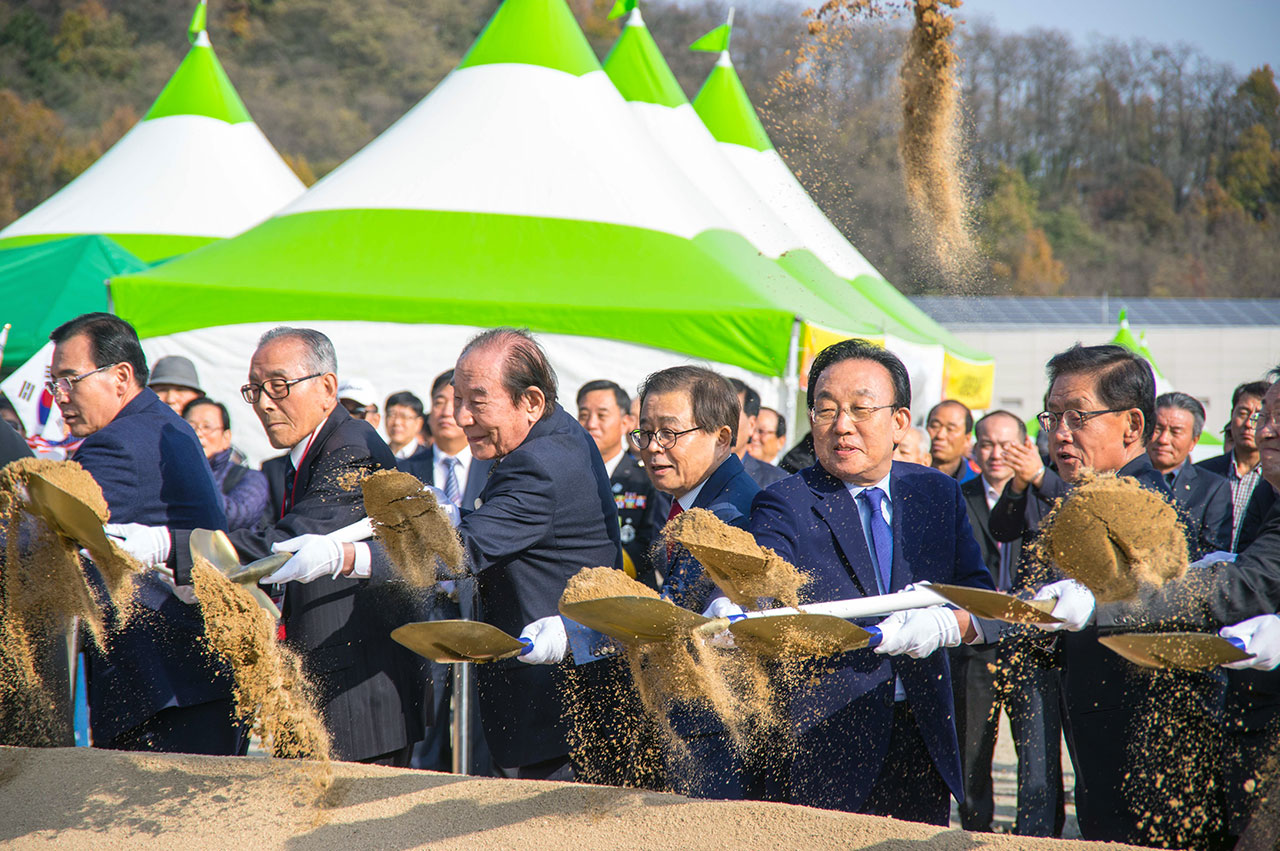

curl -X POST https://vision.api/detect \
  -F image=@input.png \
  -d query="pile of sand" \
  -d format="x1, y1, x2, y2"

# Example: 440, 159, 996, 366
1038, 472, 1188, 602
191, 560, 331, 762
663, 509, 807, 608
0, 459, 143, 746
361, 470, 463, 587
0, 745, 1152, 849
561, 566, 659, 605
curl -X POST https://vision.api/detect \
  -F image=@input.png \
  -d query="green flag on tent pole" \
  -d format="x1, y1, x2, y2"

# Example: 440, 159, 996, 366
188, 1, 207, 44
608, 0, 637, 20
690, 9, 733, 52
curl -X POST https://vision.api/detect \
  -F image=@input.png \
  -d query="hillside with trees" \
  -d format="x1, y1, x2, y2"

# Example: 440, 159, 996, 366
1, 0, 1276, 296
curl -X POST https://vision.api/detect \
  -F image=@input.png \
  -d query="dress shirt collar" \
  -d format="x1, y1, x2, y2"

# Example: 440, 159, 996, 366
844, 469, 893, 502
434, 442, 471, 472
602, 448, 626, 480
289, 422, 325, 469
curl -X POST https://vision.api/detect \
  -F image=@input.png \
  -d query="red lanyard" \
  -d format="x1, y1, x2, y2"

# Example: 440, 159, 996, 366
281, 429, 318, 519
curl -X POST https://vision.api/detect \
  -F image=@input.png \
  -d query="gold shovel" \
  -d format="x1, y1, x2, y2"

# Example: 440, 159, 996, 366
25, 471, 116, 558
726, 613, 879, 657
559, 596, 711, 644
391, 620, 529, 663
927, 584, 1062, 625
1098, 632, 1251, 671
189, 529, 281, 618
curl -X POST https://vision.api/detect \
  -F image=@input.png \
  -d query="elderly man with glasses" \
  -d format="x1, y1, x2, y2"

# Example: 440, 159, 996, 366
108, 326, 427, 766
45, 313, 237, 755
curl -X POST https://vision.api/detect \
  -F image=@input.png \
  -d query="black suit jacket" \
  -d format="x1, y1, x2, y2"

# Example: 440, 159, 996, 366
609, 452, 660, 591
1167, 460, 1233, 554
1194, 450, 1234, 479
394, 445, 492, 511
742, 452, 788, 488
960, 476, 1024, 591
372, 405, 623, 768
176, 405, 426, 762
1236, 480, 1277, 553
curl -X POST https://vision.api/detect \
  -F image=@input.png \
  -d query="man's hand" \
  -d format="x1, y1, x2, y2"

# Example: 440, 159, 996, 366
1032, 580, 1096, 631
265, 535, 355, 583
1221, 615, 1280, 670
517, 615, 567, 665
1005, 437, 1045, 494
424, 486, 461, 527
701, 596, 745, 648
104, 522, 171, 566
873, 606, 962, 658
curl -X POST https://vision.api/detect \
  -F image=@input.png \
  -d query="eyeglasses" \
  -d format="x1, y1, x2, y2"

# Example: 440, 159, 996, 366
240, 373, 321, 404
187, 422, 224, 435
1036, 409, 1125, 432
1249, 409, 1280, 431
629, 426, 700, 450
45, 363, 120, 398
347, 405, 377, 420
810, 404, 896, 426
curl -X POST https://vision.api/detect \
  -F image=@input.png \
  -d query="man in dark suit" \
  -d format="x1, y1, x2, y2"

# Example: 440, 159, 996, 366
1023, 345, 1226, 845
1197, 380, 1269, 549
47, 313, 237, 754
952, 410, 1063, 836
118, 327, 425, 765
384, 390, 430, 468
727, 378, 787, 488
320, 329, 623, 779
750, 338, 993, 824
630, 366, 762, 799
577, 379, 660, 590
1148, 392, 1233, 553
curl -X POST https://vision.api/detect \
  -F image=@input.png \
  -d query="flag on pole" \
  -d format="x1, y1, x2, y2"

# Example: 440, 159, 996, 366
0, 342, 72, 454
608, 0, 637, 21
188, 0, 208, 44
0, 323, 11, 373
690, 9, 734, 52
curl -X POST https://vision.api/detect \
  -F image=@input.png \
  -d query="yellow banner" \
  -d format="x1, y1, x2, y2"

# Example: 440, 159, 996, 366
799, 324, 882, 383
942, 352, 995, 409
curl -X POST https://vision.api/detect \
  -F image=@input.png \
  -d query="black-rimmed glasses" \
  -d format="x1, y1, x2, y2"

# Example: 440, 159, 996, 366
1037, 409, 1125, 432
240, 373, 321, 404
810, 403, 896, 426
628, 426, 700, 450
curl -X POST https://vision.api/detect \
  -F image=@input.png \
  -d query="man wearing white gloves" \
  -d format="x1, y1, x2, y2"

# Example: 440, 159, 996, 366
107, 327, 426, 766
47, 313, 239, 755
750, 339, 993, 824
312, 329, 623, 781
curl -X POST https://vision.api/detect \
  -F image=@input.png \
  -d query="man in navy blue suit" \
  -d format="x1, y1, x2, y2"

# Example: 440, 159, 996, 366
631, 366, 762, 799
750, 338, 993, 824
48, 313, 237, 754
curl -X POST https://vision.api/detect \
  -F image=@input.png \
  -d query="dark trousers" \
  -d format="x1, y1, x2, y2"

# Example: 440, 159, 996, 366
100, 698, 246, 755
363, 743, 415, 767
1224, 669, 1280, 840
494, 754, 574, 781
791, 700, 949, 825
860, 703, 951, 826
950, 645, 1064, 836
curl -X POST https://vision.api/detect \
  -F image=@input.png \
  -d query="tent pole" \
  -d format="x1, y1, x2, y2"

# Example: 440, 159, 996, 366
784, 320, 801, 446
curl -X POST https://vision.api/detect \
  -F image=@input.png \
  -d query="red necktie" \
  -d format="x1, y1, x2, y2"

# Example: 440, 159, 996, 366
667, 501, 684, 523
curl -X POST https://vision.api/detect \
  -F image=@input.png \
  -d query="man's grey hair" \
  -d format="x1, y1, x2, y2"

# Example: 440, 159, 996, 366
257, 327, 338, 375
459, 327, 558, 418
1156, 391, 1206, 438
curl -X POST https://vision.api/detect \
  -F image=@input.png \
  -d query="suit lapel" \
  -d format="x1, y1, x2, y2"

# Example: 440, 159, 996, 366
807, 468, 879, 597
888, 465, 912, 592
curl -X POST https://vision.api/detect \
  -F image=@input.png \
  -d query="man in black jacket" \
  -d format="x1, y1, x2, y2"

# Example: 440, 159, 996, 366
1197, 380, 1268, 549
111, 327, 426, 765
1148, 392, 1232, 553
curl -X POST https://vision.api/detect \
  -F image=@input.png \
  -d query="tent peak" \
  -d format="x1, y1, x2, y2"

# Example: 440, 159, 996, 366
458, 0, 601, 78
626, 7, 644, 27
603, 3, 689, 108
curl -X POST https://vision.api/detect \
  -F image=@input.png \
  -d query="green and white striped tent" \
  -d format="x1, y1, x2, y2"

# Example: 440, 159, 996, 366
687, 13, 995, 409
0, 2, 303, 263
111, 0, 880, 462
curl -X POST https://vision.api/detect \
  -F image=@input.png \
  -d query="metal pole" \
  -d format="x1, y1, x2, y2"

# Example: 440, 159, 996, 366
450, 661, 473, 774
783, 319, 802, 445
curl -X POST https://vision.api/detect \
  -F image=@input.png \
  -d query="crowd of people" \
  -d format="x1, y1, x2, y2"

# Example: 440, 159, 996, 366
4, 311, 1280, 848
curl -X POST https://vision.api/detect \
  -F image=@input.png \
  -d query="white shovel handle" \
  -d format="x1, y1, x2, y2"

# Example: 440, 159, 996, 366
741, 587, 947, 622
330, 517, 374, 543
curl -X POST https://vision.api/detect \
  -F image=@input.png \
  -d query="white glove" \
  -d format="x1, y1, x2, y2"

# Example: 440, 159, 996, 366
1031, 580, 1096, 632
1190, 551, 1236, 570
424, 486, 461, 527
264, 534, 346, 584
873, 606, 961, 658
1220, 615, 1280, 670
701, 596, 745, 648
517, 615, 567, 665
104, 522, 171, 566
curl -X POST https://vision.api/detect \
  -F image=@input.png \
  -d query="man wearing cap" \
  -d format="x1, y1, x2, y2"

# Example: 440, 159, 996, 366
338, 377, 381, 431
148, 355, 204, 415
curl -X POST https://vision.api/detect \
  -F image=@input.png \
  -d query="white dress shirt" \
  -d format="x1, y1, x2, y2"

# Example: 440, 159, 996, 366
433, 443, 472, 496
602, 447, 626, 480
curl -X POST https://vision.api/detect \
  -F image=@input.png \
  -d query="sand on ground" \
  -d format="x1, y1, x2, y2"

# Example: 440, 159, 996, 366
0, 745, 1142, 850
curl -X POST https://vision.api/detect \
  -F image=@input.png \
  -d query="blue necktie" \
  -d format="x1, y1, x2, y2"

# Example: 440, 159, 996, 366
858, 487, 893, 593
442, 455, 461, 507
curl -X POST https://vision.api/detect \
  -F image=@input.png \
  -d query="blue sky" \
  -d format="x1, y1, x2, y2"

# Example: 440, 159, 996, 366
962, 0, 1277, 74
757, 0, 1278, 75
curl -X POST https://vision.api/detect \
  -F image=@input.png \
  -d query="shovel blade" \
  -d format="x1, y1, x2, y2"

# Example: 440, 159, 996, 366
26, 472, 114, 555
392, 620, 526, 663
559, 596, 710, 644
1099, 632, 1251, 671
189, 528, 241, 575
225, 552, 292, 585
729, 613, 873, 657
929, 584, 1062, 625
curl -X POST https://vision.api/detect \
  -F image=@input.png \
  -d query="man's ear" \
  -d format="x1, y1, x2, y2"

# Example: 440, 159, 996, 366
523, 386, 547, 420
1125, 409, 1145, 445
717, 424, 734, 449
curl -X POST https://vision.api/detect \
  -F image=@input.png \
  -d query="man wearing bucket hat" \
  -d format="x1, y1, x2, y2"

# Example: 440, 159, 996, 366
148, 355, 204, 415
